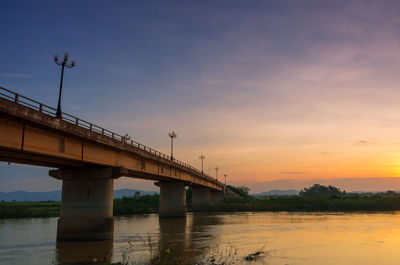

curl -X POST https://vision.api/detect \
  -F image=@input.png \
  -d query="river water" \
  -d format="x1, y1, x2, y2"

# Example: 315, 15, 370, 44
1, 212, 400, 265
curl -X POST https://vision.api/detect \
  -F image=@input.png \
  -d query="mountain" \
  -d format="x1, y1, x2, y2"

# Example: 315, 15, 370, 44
113, 189, 158, 198
253, 189, 299, 196
0, 189, 159, 202
0, 190, 62, 202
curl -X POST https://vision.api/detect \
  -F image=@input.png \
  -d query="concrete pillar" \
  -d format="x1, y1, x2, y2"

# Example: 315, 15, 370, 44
210, 190, 224, 204
157, 181, 187, 218
49, 167, 124, 241
191, 187, 211, 211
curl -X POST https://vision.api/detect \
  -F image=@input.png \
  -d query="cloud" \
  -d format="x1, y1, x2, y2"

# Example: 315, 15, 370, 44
281, 171, 306, 175
0, 73, 32, 79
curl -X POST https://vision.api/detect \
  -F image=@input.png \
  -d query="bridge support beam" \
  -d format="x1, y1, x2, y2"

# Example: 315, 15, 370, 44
50, 167, 123, 241
191, 187, 211, 211
157, 181, 187, 218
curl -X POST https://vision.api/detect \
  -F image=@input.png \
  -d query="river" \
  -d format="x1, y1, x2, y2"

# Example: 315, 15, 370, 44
1, 212, 400, 264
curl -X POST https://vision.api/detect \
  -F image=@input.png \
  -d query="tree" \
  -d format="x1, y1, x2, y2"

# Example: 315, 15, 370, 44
236, 186, 250, 194
300, 184, 343, 196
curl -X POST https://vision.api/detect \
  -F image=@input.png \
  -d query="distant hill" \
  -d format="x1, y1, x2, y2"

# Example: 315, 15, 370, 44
253, 189, 299, 196
0, 189, 159, 202
114, 189, 158, 198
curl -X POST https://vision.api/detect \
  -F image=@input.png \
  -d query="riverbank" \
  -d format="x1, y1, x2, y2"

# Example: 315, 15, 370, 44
0, 201, 60, 218
0, 194, 160, 218
211, 194, 400, 212
2, 193, 400, 218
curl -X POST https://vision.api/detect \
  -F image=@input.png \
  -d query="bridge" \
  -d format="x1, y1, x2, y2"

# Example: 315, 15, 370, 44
0, 86, 225, 240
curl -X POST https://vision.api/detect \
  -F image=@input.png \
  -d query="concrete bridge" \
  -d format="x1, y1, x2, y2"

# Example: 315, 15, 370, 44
0, 86, 225, 240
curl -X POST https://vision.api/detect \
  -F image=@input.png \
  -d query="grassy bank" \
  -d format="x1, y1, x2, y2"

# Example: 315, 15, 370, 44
0, 201, 60, 218
0, 194, 161, 218
3, 193, 400, 218
212, 194, 400, 212
113, 194, 159, 215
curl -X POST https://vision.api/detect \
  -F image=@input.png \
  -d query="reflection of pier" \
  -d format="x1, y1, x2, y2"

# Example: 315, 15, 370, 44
54, 213, 225, 264
157, 213, 224, 263
0, 86, 224, 241
56, 240, 113, 265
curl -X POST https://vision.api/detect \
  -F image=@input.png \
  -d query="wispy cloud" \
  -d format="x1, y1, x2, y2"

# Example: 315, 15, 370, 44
282, 171, 306, 175
0, 73, 32, 79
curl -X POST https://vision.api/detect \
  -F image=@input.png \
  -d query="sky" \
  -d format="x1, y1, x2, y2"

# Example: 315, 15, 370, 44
2, 0, 400, 193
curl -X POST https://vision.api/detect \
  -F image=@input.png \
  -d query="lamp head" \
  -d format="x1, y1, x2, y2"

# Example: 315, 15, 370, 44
169, 131, 177, 138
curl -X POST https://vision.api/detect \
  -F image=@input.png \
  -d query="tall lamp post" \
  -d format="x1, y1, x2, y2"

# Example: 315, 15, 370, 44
169, 131, 177, 161
224, 174, 228, 196
54, 53, 76, 118
215, 167, 219, 180
199, 154, 206, 174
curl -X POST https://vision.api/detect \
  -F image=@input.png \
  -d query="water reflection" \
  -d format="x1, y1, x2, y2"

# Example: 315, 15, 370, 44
158, 217, 188, 262
56, 240, 113, 265
4, 213, 400, 265
156, 213, 226, 263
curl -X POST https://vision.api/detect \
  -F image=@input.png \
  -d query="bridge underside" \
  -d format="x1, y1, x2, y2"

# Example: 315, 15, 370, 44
0, 147, 188, 182
0, 111, 222, 191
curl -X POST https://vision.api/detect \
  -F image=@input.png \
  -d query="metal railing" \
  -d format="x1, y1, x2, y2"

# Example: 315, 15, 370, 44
0, 86, 221, 185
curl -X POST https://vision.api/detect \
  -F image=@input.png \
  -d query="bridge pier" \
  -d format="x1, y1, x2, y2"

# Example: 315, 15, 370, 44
211, 190, 224, 204
156, 181, 187, 218
50, 167, 123, 241
191, 187, 211, 211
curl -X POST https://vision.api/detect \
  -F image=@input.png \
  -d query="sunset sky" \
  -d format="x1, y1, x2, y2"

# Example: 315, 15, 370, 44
2, 1, 400, 193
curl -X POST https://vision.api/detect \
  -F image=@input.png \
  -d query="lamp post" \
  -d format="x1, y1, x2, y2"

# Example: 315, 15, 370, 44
224, 174, 227, 196
54, 53, 76, 118
168, 131, 177, 161
215, 167, 219, 180
199, 154, 205, 174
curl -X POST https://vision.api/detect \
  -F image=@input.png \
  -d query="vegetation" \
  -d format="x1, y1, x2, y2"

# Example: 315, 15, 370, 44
226, 185, 253, 202
212, 193, 400, 212
215, 184, 400, 212
0, 201, 60, 218
113, 194, 159, 215
113, 238, 265, 265
299, 184, 344, 196
4, 184, 400, 218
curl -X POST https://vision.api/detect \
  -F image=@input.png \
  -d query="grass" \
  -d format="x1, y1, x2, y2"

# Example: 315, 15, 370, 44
0, 194, 161, 218
0, 201, 60, 218
212, 193, 400, 212
3, 193, 400, 219
113, 238, 266, 265
113, 194, 160, 215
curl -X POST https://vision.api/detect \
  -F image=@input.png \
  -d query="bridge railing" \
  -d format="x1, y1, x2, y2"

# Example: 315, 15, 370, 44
0, 86, 221, 185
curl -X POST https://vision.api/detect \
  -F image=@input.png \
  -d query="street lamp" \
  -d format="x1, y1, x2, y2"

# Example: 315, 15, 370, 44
54, 53, 76, 118
224, 174, 228, 196
215, 167, 219, 180
199, 154, 205, 174
168, 131, 177, 161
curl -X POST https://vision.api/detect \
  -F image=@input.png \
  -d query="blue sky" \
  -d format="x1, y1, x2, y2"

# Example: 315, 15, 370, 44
2, 1, 400, 192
